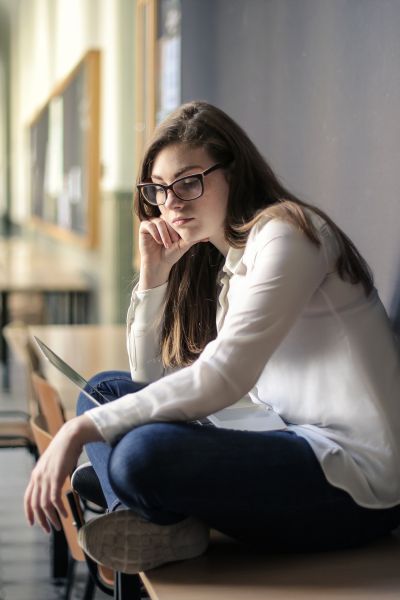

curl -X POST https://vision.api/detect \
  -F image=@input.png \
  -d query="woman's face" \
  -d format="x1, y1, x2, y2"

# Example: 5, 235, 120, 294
150, 143, 230, 255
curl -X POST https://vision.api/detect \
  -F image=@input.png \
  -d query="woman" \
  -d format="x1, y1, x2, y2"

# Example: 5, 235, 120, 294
24, 101, 400, 574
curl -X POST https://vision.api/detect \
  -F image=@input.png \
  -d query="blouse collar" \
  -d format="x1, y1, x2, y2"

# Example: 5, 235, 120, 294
222, 246, 245, 277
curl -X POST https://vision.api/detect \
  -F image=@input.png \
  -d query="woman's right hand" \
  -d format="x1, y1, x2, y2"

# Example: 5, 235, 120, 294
138, 217, 203, 290
24, 415, 103, 533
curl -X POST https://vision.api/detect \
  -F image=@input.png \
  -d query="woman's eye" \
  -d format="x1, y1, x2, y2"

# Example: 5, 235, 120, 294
182, 178, 197, 187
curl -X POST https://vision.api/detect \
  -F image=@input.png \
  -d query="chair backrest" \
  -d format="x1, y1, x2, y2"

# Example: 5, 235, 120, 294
31, 373, 66, 436
1, 322, 38, 451
0, 419, 35, 449
3, 320, 42, 416
30, 414, 85, 563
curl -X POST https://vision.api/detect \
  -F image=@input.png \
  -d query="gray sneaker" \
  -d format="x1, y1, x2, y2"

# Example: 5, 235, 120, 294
78, 510, 210, 573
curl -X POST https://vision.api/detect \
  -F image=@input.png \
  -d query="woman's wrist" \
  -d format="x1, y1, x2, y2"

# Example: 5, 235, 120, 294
64, 413, 104, 445
138, 267, 170, 291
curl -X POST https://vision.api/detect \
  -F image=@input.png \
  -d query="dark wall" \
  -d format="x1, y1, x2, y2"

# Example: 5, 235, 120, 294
181, 0, 216, 103
182, 0, 400, 313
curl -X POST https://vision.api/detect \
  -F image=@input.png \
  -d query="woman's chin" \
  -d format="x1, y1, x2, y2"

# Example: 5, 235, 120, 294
177, 229, 201, 243
178, 231, 192, 242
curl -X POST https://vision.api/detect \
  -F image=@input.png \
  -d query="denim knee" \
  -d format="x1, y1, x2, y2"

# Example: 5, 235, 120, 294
76, 370, 111, 415
76, 393, 93, 416
108, 423, 180, 506
108, 423, 189, 523
84, 369, 133, 393
76, 370, 135, 416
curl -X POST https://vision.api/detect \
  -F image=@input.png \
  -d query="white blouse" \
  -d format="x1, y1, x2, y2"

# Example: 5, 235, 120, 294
88, 214, 400, 509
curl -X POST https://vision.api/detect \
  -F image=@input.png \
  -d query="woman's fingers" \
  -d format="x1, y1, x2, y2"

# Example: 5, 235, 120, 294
142, 221, 163, 245
42, 480, 66, 531
23, 479, 34, 526
51, 477, 68, 519
31, 478, 51, 533
24, 474, 65, 533
44, 504, 62, 532
140, 218, 181, 248
154, 220, 174, 248
164, 221, 181, 244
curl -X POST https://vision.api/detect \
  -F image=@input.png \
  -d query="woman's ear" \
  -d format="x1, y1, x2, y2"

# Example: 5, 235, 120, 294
223, 160, 235, 183
223, 166, 232, 184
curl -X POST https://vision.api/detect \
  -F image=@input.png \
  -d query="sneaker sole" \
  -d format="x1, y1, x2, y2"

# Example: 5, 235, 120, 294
78, 510, 209, 573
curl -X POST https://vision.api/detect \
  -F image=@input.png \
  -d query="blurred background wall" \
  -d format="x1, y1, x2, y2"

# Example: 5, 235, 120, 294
182, 0, 400, 315
1, 0, 399, 322
0, 0, 10, 224
1, 0, 136, 323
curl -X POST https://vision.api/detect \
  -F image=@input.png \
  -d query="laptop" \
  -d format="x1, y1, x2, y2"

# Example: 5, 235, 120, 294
34, 336, 104, 406
34, 336, 287, 432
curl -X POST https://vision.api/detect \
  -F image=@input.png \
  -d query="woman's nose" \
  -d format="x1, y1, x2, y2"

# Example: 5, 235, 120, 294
164, 189, 184, 209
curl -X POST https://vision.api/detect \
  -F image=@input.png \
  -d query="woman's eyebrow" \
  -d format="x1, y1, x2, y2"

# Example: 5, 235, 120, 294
151, 164, 203, 182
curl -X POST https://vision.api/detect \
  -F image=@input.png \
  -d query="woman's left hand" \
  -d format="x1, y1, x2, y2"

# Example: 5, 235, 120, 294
24, 414, 103, 533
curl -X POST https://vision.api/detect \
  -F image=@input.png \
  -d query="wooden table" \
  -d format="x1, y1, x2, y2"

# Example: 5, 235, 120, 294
29, 324, 128, 419
0, 237, 92, 388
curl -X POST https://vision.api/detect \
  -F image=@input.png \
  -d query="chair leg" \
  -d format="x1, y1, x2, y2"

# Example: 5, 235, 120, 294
51, 525, 69, 579
64, 556, 76, 600
66, 491, 144, 599
63, 554, 95, 600
82, 571, 96, 600
29, 442, 39, 460
114, 571, 142, 600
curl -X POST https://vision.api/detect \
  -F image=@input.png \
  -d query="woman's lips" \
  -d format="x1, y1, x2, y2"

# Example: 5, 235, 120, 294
172, 217, 194, 226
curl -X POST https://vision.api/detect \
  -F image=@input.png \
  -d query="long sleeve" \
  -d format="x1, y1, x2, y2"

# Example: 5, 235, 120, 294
126, 282, 168, 383
88, 220, 330, 443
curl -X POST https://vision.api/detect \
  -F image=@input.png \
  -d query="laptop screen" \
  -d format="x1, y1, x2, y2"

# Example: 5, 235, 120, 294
33, 336, 105, 406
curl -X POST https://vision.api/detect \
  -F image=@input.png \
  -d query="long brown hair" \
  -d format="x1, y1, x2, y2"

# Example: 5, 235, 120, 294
135, 101, 373, 368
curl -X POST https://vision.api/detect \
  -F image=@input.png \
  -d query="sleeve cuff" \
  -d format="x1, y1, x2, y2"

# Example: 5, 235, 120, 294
85, 400, 141, 445
127, 282, 168, 331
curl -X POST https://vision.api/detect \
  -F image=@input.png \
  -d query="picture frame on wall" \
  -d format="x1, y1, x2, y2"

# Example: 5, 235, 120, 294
29, 50, 101, 248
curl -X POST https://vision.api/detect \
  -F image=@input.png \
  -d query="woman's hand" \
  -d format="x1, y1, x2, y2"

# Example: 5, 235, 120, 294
138, 218, 206, 290
24, 414, 103, 533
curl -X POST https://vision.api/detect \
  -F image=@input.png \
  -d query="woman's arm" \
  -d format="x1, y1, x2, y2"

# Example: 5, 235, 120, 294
89, 220, 330, 443
126, 282, 168, 382
127, 218, 204, 382
23, 217, 207, 531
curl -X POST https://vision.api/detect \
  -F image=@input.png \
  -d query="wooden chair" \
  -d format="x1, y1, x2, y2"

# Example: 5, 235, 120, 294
31, 372, 106, 516
0, 321, 40, 453
3, 321, 41, 410
31, 372, 66, 436
30, 413, 115, 600
0, 415, 35, 451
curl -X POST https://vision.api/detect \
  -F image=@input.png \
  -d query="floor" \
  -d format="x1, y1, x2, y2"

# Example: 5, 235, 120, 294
0, 361, 111, 600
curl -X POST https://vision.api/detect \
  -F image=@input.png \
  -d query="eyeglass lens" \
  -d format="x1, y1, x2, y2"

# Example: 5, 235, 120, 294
142, 176, 203, 205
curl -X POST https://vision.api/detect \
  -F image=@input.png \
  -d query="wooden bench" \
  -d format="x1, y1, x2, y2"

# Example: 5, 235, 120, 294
141, 527, 400, 600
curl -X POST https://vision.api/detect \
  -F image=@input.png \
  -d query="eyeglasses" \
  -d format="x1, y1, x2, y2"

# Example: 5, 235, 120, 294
137, 163, 225, 206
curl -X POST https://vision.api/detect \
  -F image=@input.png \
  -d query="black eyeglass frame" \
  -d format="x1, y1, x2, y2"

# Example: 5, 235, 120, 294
137, 163, 225, 206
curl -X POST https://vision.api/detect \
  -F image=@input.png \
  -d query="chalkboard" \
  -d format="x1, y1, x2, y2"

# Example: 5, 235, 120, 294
29, 50, 100, 247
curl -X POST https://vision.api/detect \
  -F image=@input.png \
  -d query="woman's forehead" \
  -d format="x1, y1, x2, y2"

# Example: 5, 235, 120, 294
151, 144, 212, 174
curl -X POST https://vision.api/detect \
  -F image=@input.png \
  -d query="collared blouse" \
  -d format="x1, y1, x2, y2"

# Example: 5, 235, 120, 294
88, 214, 400, 509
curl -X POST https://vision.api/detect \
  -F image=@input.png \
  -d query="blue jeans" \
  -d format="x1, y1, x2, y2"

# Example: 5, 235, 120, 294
77, 370, 400, 552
